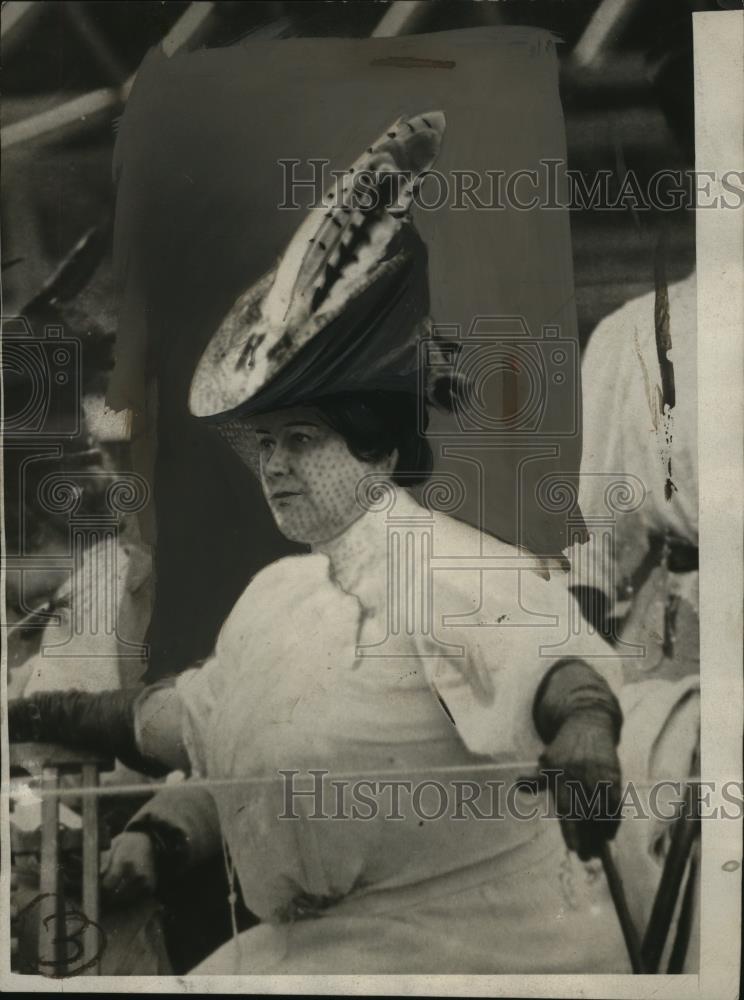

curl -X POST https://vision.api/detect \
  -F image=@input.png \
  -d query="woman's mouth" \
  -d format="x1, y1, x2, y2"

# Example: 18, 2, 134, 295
271, 490, 303, 500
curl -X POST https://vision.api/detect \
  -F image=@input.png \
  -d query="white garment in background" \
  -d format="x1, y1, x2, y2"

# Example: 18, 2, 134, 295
572, 273, 699, 681
575, 272, 697, 596
22, 530, 152, 696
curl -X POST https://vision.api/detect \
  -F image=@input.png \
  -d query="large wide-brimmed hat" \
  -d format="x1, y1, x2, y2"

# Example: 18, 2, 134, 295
189, 110, 446, 423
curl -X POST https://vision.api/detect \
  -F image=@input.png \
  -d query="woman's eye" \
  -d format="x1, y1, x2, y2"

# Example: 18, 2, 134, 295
291, 432, 311, 445
258, 438, 273, 452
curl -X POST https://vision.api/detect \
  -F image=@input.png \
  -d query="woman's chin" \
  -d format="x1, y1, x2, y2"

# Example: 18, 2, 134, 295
272, 514, 318, 545
274, 516, 353, 547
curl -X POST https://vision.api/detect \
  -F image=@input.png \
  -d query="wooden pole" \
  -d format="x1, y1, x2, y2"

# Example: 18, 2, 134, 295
64, 2, 129, 85
1, 1, 44, 52
372, 1, 428, 38
600, 841, 646, 973
1, 1, 217, 149
81, 763, 101, 975
39, 765, 64, 976
641, 782, 701, 973
570, 0, 643, 70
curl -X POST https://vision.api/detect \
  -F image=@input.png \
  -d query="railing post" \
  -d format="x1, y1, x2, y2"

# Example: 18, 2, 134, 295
39, 765, 65, 976
81, 763, 101, 975
10, 743, 113, 977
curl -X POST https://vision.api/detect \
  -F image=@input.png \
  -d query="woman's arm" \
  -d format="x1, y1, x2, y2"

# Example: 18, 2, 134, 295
101, 781, 223, 902
421, 571, 624, 860
533, 658, 623, 860
134, 683, 190, 772
8, 681, 190, 775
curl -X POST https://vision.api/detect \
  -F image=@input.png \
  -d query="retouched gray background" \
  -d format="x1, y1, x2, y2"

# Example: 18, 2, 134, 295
110, 28, 585, 675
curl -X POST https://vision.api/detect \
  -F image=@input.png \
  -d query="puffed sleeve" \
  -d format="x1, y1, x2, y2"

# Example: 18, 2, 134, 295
172, 558, 300, 775
174, 655, 223, 777
419, 566, 623, 762
126, 779, 223, 867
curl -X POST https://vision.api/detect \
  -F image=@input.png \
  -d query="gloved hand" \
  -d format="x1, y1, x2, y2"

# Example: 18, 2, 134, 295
539, 707, 622, 860
124, 816, 190, 888
533, 659, 623, 861
101, 832, 157, 906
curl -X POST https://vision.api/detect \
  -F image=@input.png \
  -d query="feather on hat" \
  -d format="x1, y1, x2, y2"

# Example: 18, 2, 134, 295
189, 110, 446, 421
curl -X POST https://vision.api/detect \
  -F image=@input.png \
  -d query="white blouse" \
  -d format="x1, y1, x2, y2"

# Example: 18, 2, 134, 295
174, 487, 623, 939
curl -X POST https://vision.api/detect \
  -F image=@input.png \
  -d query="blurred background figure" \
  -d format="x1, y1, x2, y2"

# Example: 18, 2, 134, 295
3, 223, 152, 699
568, 9, 701, 972
4, 226, 160, 974
571, 6, 699, 685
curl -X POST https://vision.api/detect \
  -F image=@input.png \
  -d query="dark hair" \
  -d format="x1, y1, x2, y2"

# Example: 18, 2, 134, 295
312, 391, 433, 487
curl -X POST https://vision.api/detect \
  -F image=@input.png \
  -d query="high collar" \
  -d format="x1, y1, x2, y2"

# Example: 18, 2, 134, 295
313, 485, 426, 613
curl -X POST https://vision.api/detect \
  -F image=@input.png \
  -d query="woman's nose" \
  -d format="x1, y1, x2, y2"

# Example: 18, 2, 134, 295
265, 443, 291, 476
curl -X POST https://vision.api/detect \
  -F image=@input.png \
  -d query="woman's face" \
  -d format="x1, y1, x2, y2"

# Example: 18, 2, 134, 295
253, 406, 393, 545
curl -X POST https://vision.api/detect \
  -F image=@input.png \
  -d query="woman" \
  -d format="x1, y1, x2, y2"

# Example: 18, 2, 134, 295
10, 111, 630, 973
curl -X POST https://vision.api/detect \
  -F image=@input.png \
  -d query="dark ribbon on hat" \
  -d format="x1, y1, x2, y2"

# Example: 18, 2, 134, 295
208, 224, 430, 423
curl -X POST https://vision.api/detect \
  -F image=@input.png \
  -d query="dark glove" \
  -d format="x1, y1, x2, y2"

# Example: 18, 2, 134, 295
8, 688, 168, 776
533, 660, 623, 861
124, 817, 190, 890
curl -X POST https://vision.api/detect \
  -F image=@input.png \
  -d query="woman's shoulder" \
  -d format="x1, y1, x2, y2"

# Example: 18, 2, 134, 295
251, 552, 322, 587
221, 553, 326, 636
429, 509, 571, 610
430, 508, 550, 568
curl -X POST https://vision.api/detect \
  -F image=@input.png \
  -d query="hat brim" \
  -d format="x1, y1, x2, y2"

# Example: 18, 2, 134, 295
190, 219, 431, 425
